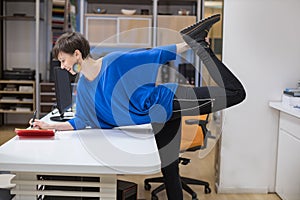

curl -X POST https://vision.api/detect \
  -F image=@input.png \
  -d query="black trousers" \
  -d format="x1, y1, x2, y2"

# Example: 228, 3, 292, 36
152, 47, 246, 199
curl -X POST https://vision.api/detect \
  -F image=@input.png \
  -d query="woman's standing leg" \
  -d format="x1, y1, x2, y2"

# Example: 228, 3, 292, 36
152, 117, 183, 200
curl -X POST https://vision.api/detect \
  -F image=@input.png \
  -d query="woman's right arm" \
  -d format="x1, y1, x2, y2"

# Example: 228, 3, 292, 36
31, 119, 74, 131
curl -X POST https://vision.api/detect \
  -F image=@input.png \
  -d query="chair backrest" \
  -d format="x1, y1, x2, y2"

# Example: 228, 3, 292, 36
180, 115, 209, 152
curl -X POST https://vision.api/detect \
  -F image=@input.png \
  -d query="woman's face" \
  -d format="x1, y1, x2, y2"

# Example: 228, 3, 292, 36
57, 51, 77, 75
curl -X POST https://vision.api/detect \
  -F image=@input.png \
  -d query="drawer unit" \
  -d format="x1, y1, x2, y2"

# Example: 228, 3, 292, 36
279, 112, 300, 139
276, 112, 300, 200
40, 82, 56, 116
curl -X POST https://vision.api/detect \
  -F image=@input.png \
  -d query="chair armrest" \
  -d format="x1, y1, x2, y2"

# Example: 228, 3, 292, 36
184, 117, 212, 149
185, 119, 208, 137
185, 119, 208, 126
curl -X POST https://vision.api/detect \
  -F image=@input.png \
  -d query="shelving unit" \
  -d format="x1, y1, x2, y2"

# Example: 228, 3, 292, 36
0, 80, 35, 114
52, 0, 66, 46
0, 0, 77, 118
46, 0, 76, 115
0, 0, 46, 71
51, 0, 76, 46
0, 0, 48, 121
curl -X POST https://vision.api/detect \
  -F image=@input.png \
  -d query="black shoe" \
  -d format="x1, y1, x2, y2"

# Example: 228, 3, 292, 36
180, 14, 221, 43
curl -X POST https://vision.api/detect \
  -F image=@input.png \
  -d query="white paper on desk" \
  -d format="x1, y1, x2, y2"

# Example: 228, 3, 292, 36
76, 127, 160, 174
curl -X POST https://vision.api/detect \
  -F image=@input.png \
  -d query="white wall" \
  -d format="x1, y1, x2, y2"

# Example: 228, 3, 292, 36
218, 0, 300, 193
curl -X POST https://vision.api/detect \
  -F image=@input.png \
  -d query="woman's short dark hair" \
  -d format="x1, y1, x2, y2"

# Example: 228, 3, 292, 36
52, 32, 90, 59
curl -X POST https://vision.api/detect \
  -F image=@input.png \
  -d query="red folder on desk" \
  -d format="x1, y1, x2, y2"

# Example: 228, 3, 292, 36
15, 129, 55, 137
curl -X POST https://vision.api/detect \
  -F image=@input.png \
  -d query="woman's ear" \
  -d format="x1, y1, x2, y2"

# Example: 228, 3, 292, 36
74, 49, 82, 59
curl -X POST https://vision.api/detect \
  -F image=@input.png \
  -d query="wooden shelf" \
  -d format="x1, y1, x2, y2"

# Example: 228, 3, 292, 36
0, 16, 44, 21
0, 109, 33, 114
87, 0, 152, 4
85, 13, 152, 17
0, 80, 35, 115
0, 100, 33, 104
0, 91, 33, 94
3, 0, 44, 2
0, 80, 35, 84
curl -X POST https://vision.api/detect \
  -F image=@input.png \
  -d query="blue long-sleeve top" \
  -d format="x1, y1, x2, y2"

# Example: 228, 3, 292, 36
68, 44, 178, 129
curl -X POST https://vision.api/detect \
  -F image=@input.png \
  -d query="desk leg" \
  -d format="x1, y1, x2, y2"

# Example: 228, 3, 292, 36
11, 172, 37, 200
100, 175, 117, 200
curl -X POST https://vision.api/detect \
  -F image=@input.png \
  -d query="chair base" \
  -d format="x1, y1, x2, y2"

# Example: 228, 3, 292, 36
144, 176, 211, 200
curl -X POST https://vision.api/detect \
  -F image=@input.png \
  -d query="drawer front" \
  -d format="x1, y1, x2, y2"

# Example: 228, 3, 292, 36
40, 83, 55, 92
40, 105, 53, 113
279, 112, 300, 140
41, 95, 56, 103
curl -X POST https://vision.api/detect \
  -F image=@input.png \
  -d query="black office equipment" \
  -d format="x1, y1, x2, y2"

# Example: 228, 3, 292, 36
117, 180, 137, 200
3, 68, 35, 80
178, 63, 195, 85
50, 67, 73, 122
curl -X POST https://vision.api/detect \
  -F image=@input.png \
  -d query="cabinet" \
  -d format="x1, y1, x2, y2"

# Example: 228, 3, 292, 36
157, 15, 196, 45
85, 14, 152, 47
0, 80, 35, 114
269, 102, 300, 200
84, 14, 197, 47
81, 0, 201, 47
40, 82, 56, 116
276, 112, 300, 200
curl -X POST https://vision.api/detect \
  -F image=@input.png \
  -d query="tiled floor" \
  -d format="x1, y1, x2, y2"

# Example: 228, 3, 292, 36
119, 150, 280, 200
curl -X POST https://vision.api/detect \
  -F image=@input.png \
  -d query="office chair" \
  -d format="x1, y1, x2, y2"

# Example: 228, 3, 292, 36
144, 115, 212, 200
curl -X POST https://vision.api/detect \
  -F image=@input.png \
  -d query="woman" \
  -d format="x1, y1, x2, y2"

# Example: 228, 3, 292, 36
32, 14, 245, 199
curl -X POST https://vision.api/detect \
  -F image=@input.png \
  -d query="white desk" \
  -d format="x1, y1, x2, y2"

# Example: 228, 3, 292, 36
0, 112, 160, 199
269, 102, 300, 200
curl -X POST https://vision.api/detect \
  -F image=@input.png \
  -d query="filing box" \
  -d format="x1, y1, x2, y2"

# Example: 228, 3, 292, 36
117, 180, 137, 200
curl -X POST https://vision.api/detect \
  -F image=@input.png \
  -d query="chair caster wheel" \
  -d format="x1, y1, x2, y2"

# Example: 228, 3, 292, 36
191, 192, 198, 200
144, 183, 151, 191
151, 194, 159, 200
205, 186, 211, 194
191, 192, 197, 199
